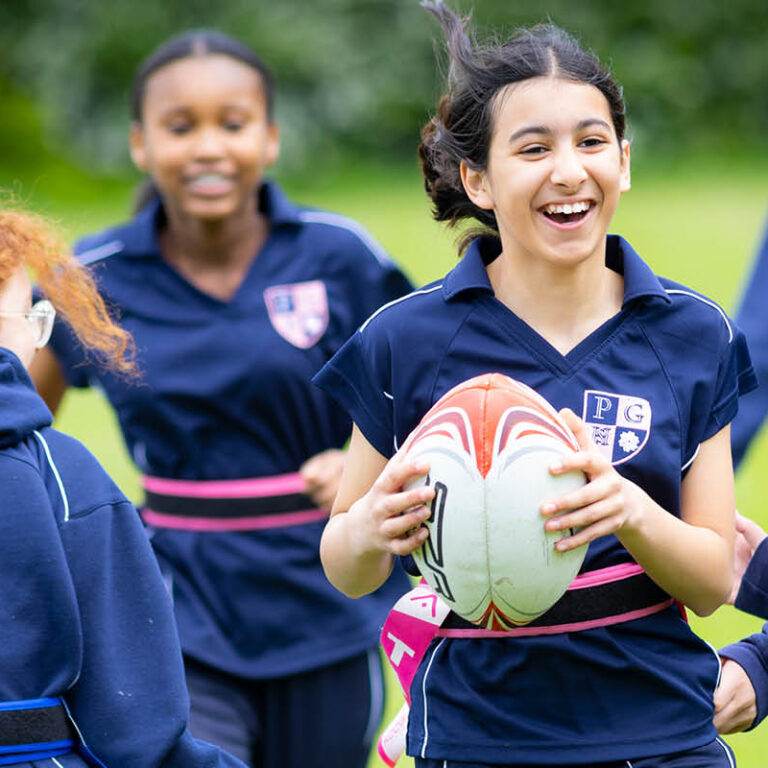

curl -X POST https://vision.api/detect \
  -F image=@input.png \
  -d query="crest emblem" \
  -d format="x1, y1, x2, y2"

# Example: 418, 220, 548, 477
264, 281, 329, 349
582, 390, 651, 465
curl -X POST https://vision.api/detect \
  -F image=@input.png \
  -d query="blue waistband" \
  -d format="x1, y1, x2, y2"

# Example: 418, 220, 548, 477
0, 698, 75, 762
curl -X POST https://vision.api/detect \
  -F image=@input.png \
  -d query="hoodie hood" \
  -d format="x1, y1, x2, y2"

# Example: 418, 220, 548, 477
0, 348, 53, 448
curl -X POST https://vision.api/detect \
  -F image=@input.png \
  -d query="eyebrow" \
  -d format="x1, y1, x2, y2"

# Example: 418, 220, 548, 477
157, 102, 252, 118
509, 118, 612, 142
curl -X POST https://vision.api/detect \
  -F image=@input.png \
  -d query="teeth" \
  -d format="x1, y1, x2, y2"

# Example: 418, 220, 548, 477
545, 201, 591, 215
191, 173, 229, 183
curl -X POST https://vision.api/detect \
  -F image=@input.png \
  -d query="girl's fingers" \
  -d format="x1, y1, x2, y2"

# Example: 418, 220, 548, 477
545, 497, 622, 534
377, 456, 430, 493
381, 505, 432, 539
378, 485, 434, 519
554, 516, 622, 551
542, 473, 620, 516
387, 525, 430, 556
559, 408, 592, 451
549, 448, 609, 478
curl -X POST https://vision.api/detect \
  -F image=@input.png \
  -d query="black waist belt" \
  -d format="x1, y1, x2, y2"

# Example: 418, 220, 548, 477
141, 473, 328, 532
143, 488, 317, 519
438, 564, 674, 636
0, 698, 76, 759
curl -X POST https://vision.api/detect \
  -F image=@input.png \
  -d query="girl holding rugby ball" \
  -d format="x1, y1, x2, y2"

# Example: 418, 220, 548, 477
316, 2, 752, 765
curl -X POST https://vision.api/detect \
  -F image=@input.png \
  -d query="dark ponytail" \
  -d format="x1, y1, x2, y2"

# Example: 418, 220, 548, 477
418, 1, 626, 253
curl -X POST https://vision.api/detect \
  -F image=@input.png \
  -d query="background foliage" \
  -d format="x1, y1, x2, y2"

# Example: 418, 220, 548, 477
1, 0, 768, 765
1, 0, 768, 172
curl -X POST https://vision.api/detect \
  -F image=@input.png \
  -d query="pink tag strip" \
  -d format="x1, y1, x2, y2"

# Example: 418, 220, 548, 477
377, 564, 663, 764
142, 472, 306, 498
380, 585, 451, 704
435, 599, 673, 638
141, 507, 328, 532
377, 703, 409, 767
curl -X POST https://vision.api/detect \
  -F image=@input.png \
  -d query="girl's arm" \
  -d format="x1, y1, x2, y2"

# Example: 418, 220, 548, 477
542, 410, 734, 617
29, 347, 69, 414
299, 449, 346, 511
714, 657, 759, 733
320, 424, 434, 598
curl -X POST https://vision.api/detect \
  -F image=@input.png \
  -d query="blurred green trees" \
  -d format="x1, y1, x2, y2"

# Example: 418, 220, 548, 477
0, 0, 766, 172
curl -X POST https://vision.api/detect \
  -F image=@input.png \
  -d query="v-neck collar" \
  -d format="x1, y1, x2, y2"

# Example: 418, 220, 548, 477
443, 234, 671, 306
443, 234, 670, 375
123, 181, 302, 307
123, 181, 302, 259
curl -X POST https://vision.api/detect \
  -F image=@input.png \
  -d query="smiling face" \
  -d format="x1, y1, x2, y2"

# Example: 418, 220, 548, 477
461, 76, 630, 270
130, 54, 280, 223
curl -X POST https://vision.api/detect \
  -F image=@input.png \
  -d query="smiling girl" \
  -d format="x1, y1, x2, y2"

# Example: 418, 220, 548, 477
30, 30, 413, 768
314, 3, 754, 766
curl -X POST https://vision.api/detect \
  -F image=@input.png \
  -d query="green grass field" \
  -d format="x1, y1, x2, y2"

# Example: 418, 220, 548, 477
12, 156, 768, 766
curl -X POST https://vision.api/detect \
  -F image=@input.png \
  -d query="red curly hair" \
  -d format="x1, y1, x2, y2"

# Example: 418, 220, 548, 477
0, 209, 135, 375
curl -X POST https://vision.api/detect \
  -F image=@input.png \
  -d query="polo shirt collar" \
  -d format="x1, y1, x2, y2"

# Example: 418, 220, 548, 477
609, 235, 671, 305
443, 234, 671, 306
121, 179, 302, 257
442, 236, 498, 298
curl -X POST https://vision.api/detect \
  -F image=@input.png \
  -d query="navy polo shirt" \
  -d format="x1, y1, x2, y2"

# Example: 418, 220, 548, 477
47, 181, 413, 680
315, 235, 756, 763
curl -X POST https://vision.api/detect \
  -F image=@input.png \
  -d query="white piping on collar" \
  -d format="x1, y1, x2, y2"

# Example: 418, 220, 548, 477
360, 285, 443, 333
77, 240, 124, 265
298, 211, 390, 266
665, 289, 733, 343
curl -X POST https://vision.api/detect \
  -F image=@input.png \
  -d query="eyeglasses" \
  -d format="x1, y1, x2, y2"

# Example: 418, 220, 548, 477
0, 299, 57, 349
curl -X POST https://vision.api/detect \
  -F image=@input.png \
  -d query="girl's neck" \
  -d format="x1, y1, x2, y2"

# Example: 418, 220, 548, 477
159, 201, 269, 301
487, 239, 624, 356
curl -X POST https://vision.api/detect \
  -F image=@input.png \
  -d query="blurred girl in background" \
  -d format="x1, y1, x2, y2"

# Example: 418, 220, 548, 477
31, 31, 412, 768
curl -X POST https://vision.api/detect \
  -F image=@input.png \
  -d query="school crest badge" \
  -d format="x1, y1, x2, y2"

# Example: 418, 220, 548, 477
582, 390, 651, 465
264, 281, 329, 349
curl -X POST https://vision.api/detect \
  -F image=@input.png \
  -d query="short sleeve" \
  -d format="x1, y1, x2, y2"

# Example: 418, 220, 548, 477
313, 327, 396, 458
703, 321, 757, 442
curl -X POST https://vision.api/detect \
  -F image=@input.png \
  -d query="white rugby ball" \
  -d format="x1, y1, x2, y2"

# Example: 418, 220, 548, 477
404, 373, 587, 629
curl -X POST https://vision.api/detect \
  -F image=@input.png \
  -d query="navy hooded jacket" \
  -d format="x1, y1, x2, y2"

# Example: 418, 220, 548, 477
0, 347, 244, 767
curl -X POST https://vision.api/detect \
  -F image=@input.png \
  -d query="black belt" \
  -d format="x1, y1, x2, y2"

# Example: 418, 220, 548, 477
143, 488, 317, 519
140, 473, 327, 531
0, 698, 76, 759
438, 565, 673, 636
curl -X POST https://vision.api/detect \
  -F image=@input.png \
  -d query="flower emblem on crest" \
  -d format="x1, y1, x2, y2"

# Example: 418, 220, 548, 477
582, 390, 652, 465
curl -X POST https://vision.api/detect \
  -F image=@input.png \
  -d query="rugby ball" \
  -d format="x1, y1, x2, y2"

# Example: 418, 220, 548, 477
403, 373, 587, 629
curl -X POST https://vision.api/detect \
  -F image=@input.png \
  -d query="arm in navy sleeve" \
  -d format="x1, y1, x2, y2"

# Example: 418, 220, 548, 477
59, 493, 245, 767
718, 537, 768, 729
732, 218, 768, 468
735, 537, 768, 620
719, 625, 768, 730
